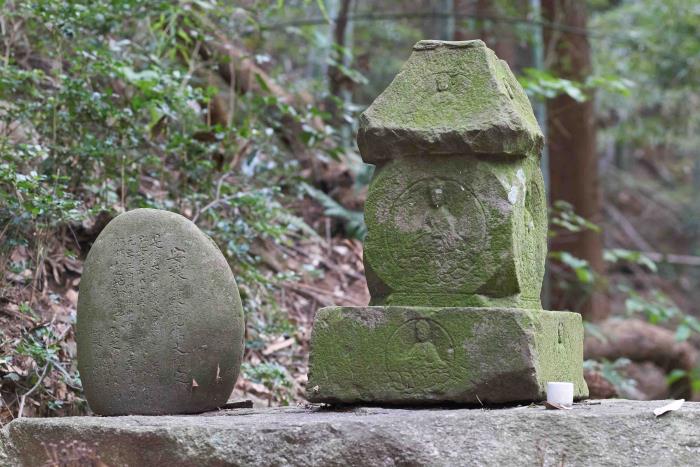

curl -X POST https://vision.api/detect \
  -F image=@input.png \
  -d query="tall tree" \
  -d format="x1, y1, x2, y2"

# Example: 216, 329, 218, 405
327, 0, 353, 126
542, 0, 608, 321
475, 0, 517, 65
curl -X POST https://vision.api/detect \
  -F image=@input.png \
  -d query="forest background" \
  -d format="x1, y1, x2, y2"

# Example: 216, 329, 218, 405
2, 0, 700, 421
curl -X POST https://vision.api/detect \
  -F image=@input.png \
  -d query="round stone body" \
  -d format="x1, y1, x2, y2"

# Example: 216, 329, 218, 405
363, 154, 546, 308
77, 209, 244, 415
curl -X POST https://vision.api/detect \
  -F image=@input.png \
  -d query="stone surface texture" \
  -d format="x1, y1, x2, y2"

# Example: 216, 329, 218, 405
357, 39, 544, 163
306, 39, 585, 405
363, 153, 547, 308
2, 401, 699, 466
358, 39, 547, 308
307, 307, 587, 405
77, 208, 244, 416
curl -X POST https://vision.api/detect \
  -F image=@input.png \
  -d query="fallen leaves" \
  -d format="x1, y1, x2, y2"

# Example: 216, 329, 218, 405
544, 401, 573, 410
653, 399, 684, 417
262, 337, 295, 356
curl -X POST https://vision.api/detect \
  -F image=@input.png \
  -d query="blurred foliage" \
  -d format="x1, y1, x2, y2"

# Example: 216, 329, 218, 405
594, 0, 700, 155
603, 249, 657, 273
548, 201, 600, 290
0, 0, 344, 416
241, 361, 293, 406
620, 286, 700, 342
519, 67, 632, 102
549, 200, 601, 235
303, 183, 366, 240
583, 358, 638, 397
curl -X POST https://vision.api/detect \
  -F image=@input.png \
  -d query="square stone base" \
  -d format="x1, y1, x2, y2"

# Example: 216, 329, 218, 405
307, 307, 588, 404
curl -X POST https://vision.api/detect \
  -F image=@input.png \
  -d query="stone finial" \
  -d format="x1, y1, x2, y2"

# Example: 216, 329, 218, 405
360, 40, 547, 309
357, 40, 543, 165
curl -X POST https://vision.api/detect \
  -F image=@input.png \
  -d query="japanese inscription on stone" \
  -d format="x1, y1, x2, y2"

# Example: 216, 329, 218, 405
77, 209, 245, 415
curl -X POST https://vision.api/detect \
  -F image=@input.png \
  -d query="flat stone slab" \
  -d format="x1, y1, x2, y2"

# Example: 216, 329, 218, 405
2, 400, 699, 466
307, 306, 587, 404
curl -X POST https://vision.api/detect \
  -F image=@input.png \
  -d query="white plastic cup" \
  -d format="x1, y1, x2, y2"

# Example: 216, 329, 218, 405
547, 382, 574, 407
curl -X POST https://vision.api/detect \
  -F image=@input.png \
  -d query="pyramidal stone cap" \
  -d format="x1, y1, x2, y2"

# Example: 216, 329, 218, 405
357, 39, 544, 165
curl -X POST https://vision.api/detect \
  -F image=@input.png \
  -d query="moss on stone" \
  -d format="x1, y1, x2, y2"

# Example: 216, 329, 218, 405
306, 41, 585, 406
363, 154, 546, 308
358, 41, 548, 308
357, 40, 543, 165
307, 307, 588, 404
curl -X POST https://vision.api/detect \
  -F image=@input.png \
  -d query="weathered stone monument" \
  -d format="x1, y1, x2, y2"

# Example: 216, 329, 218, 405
307, 40, 588, 404
77, 208, 245, 415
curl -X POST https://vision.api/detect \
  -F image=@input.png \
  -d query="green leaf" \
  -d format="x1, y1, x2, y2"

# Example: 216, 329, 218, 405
603, 248, 657, 272
549, 200, 600, 234
193, 0, 216, 10
584, 321, 608, 343
675, 323, 691, 342
575, 267, 593, 284
550, 251, 595, 284
667, 369, 687, 385
585, 75, 635, 97
684, 316, 700, 334
315, 0, 331, 23
518, 68, 588, 102
177, 29, 192, 44
303, 183, 366, 240
254, 73, 271, 93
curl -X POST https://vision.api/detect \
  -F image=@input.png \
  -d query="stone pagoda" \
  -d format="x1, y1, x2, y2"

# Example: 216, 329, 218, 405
307, 40, 588, 404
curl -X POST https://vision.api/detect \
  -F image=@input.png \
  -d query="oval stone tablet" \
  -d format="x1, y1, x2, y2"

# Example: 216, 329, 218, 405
77, 208, 244, 415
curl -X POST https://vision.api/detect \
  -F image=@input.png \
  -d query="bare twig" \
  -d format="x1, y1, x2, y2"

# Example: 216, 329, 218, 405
283, 281, 364, 307
17, 363, 50, 418
253, 11, 600, 38
192, 193, 238, 224
0, 392, 14, 424
640, 252, 700, 268
604, 204, 652, 251
178, 41, 202, 95
192, 166, 241, 224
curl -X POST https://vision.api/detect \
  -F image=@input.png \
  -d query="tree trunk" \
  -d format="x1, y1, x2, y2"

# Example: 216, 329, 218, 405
327, 0, 352, 125
452, 0, 477, 41
475, 0, 517, 66
437, 0, 455, 41
542, 0, 608, 321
